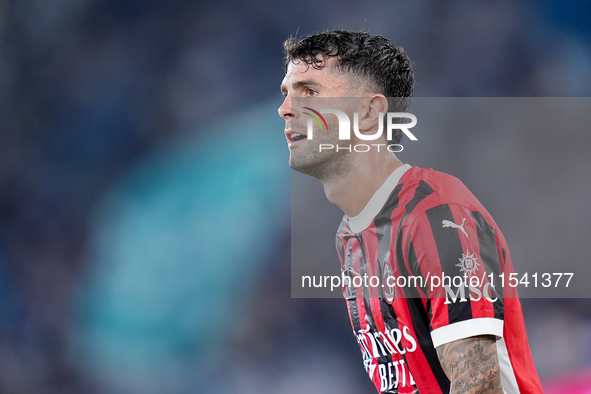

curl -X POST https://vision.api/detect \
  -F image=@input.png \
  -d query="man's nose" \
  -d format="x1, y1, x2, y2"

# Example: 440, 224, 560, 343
278, 96, 293, 119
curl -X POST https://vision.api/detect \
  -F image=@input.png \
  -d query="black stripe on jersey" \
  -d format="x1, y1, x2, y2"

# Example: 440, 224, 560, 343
335, 223, 346, 266
406, 240, 433, 319
377, 184, 404, 221
348, 298, 362, 333
375, 184, 402, 300
343, 236, 362, 332
374, 185, 403, 369
338, 231, 357, 301
357, 234, 394, 366
395, 180, 434, 300
408, 241, 450, 392
336, 237, 345, 267
357, 235, 376, 327
395, 181, 450, 392
425, 204, 473, 324
471, 211, 504, 320
337, 222, 362, 330
375, 184, 401, 318
401, 181, 434, 224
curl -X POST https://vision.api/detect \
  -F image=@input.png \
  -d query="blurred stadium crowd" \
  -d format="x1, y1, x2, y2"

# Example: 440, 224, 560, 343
1, 0, 590, 392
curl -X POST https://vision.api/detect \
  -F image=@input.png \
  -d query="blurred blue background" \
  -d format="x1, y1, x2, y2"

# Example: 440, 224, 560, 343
1, 0, 591, 392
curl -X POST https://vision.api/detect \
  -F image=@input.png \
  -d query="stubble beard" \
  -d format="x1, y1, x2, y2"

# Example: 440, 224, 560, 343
289, 143, 350, 183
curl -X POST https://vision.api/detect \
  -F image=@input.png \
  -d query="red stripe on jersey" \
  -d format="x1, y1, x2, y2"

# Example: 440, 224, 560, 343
403, 213, 450, 329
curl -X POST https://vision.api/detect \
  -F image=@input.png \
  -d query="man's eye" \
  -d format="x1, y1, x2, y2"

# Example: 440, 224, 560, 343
305, 88, 318, 97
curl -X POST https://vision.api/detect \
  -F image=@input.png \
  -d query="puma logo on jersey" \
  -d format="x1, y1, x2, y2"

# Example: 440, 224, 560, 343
442, 218, 468, 238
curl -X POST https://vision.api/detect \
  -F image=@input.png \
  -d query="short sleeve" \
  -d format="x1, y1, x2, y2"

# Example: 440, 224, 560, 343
406, 203, 505, 348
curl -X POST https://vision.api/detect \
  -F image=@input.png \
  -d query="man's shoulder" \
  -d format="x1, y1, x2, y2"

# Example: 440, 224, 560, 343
400, 166, 473, 201
401, 166, 467, 193
399, 166, 486, 220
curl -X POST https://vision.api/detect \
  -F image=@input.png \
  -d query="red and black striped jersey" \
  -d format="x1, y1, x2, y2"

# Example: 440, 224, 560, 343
335, 164, 542, 394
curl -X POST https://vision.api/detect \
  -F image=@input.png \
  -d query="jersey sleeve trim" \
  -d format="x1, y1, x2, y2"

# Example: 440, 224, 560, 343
430, 317, 504, 348
497, 337, 520, 394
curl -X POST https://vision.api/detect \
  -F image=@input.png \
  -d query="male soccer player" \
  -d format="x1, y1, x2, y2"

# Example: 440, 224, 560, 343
279, 31, 543, 393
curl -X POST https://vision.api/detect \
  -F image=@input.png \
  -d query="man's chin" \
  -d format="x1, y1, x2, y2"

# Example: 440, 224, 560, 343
288, 158, 308, 173
289, 156, 318, 176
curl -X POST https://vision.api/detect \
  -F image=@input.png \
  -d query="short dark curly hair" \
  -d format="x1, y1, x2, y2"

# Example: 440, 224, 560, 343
283, 30, 414, 145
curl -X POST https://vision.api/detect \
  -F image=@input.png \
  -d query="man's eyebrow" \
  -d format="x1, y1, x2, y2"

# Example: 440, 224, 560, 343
292, 79, 321, 89
280, 79, 322, 95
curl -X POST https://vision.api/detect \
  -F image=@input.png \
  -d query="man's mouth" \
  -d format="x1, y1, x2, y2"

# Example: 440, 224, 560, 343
291, 132, 307, 143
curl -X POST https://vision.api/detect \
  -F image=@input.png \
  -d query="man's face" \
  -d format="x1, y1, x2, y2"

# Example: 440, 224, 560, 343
278, 59, 356, 179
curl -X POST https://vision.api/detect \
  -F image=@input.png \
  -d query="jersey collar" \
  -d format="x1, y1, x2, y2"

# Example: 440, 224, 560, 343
348, 163, 411, 233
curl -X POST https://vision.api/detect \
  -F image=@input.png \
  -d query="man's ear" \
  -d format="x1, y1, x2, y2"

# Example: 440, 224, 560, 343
357, 95, 389, 133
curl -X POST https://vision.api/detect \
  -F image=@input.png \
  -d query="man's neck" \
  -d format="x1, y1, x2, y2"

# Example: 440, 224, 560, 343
322, 154, 404, 217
